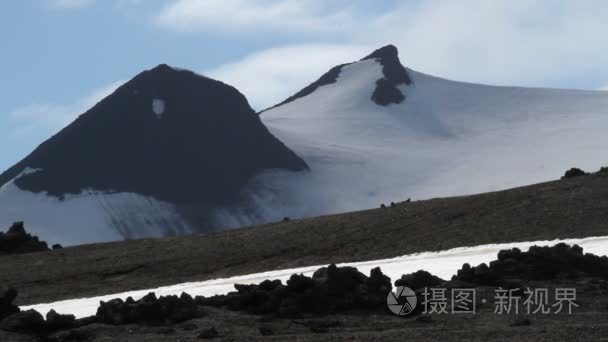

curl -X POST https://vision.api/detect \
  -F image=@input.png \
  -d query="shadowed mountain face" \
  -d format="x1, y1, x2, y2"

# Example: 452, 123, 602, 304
0, 65, 308, 207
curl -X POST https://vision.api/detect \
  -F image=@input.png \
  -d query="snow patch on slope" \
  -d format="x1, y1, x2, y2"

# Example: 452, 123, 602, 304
152, 98, 165, 118
0, 171, 191, 246
22, 235, 608, 318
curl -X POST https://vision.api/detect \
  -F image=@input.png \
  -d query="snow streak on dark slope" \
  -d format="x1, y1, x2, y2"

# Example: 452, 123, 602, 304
0, 65, 307, 244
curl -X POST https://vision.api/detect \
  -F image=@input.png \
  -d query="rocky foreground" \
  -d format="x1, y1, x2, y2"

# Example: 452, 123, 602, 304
1, 243, 607, 341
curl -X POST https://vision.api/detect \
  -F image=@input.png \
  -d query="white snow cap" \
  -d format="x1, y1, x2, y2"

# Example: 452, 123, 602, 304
253, 59, 608, 226
152, 98, 165, 118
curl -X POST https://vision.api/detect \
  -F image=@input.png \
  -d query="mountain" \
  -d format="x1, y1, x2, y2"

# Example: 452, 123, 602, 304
0, 65, 308, 245
247, 44, 608, 223
3, 44, 608, 245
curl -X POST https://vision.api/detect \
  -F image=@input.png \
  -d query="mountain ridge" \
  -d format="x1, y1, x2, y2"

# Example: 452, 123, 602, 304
256, 44, 608, 229
260, 44, 411, 113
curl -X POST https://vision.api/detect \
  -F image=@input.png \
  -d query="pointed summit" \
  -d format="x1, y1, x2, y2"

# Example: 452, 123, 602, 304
261, 44, 411, 112
149, 63, 174, 72
361, 44, 400, 61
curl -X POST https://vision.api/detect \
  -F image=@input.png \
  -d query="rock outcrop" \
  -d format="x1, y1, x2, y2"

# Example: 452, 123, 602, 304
197, 265, 392, 317
0, 222, 49, 255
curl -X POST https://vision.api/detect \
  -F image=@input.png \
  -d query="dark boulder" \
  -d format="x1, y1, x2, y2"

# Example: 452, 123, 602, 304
286, 274, 314, 293
0, 222, 50, 255
198, 265, 392, 317
0, 288, 20, 322
365, 267, 393, 306
453, 243, 608, 286
562, 168, 587, 179
0, 291, 80, 336
0, 309, 45, 334
311, 264, 368, 294
95, 292, 203, 326
452, 262, 502, 286
394, 270, 445, 290
45, 310, 76, 331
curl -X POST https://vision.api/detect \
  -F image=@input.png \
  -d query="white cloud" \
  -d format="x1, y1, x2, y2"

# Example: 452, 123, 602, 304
193, 0, 608, 108
205, 44, 372, 110
600, 86, 608, 91
156, 0, 356, 34
9, 81, 123, 134
358, 0, 608, 87
48, 0, 96, 9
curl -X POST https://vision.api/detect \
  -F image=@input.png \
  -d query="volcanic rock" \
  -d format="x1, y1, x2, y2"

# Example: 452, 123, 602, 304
394, 270, 445, 290
453, 243, 608, 286
0, 222, 49, 255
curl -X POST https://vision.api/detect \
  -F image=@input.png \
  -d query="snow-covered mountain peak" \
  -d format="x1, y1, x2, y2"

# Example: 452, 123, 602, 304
262, 45, 412, 113
255, 46, 608, 226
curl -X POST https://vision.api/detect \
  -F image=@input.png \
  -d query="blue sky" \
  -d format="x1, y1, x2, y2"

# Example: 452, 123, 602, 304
2, 0, 608, 172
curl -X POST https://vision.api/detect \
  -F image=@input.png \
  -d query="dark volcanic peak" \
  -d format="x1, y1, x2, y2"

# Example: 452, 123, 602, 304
261, 44, 410, 112
361, 44, 411, 106
361, 44, 399, 61
0, 64, 308, 206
